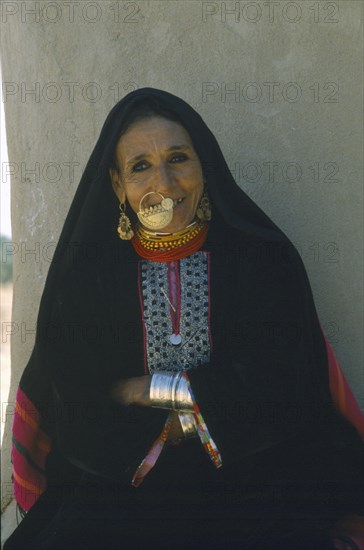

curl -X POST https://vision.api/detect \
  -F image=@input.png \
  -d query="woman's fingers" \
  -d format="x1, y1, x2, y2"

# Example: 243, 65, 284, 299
111, 376, 151, 407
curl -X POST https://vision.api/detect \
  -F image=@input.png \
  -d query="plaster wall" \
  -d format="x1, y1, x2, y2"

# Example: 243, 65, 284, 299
1, 0, 363, 511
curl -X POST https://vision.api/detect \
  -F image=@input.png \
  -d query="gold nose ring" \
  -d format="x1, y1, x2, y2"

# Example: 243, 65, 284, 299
137, 192, 174, 230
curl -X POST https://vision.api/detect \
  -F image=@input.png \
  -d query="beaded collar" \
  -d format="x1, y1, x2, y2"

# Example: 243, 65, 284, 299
131, 221, 209, 262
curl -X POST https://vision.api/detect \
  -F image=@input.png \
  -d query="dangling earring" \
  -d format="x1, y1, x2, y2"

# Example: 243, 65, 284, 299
196, 190, 212, 222
117, 203, 134, 240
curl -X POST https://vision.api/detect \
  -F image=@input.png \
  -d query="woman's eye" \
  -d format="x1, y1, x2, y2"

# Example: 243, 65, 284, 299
132, 161, 149, 172
170, 154, 188, 163
131, 154, 187, 172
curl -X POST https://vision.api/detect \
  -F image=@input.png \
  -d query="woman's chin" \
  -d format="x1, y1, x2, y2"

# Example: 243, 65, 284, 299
160, 216, 196, 234
139, 213, 197, 234
140, 223, 185, 234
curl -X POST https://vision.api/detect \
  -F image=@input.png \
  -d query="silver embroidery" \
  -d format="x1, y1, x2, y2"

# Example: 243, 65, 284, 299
140, 252, 210, 374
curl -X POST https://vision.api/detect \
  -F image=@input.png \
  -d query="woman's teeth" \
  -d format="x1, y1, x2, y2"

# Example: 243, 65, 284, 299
146, 204, 161, 212
143, 198, 183, 212
173, 198, 184, 207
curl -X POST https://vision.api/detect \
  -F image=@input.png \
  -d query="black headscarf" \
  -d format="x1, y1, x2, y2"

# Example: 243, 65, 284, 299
18, 88, 362, 512
41, 88, 293, 277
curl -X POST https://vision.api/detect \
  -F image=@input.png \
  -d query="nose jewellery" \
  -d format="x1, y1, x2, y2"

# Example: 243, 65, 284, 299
137, 192, 174, 230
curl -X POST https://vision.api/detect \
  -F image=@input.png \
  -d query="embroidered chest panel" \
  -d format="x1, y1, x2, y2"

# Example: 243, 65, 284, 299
139, 252, 211, 374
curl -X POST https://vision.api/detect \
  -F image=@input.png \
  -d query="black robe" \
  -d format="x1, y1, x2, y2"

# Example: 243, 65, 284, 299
4, 88, 363, 550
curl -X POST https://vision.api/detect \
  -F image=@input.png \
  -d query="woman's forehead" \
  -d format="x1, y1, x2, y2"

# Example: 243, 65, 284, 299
115, 117, 194, 160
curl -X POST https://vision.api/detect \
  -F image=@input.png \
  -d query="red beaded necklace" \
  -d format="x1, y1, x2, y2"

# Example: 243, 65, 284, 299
131, 223, 209, 262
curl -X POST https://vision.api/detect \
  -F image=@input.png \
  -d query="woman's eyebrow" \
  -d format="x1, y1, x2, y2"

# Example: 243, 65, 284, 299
126, 145, 193, 165
167, 144, 192, 153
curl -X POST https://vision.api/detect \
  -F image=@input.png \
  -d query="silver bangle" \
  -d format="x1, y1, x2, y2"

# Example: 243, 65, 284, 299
150, 372, 175, 409
178, 413, 198, 438
175, 374, 194, 411
150, 372, 194, 411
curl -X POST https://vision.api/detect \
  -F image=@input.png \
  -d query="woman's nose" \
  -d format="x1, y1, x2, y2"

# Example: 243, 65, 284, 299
151, 163, 175, 194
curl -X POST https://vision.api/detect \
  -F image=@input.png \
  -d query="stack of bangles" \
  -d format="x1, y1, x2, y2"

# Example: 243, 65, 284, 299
150, 372, 197, 438
150, 372, 194, 411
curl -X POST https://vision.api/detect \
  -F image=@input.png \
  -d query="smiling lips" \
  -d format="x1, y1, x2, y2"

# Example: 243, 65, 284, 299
142, 197, 184, 211
136, 191, 187, 232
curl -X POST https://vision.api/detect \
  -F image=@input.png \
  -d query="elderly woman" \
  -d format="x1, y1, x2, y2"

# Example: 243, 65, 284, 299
4, 88, 363, 550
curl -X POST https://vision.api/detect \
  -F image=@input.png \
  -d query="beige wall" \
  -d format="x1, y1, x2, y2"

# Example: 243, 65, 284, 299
1, 0, 363, 510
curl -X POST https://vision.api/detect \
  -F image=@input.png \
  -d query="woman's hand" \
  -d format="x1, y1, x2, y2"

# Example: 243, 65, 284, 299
111, 375, 151, 407
111, 379, 184, 436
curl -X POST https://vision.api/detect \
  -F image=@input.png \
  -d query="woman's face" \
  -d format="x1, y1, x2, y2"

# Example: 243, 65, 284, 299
110, 116, 204, 233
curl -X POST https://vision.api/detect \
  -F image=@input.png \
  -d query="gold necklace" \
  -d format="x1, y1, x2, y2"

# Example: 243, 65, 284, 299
136, 221, 206, 251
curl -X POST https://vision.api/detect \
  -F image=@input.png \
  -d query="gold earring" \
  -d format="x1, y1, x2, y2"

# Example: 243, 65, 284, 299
117, 203, 134, 240
196, 190, 212, 222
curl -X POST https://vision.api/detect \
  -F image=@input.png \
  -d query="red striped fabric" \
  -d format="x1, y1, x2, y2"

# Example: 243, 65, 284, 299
324, 332, 364, 439
11, 387, 51, 511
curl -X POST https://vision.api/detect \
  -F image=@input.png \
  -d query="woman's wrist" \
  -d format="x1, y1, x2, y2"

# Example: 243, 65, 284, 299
149, 372, 194, 411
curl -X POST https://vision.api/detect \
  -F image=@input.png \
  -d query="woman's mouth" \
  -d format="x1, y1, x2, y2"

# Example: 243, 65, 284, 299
173, 198, 184, 208
144, 198, 184, 210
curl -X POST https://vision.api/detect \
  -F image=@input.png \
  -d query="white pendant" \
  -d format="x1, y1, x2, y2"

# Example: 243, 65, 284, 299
169, 333, 182, 345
